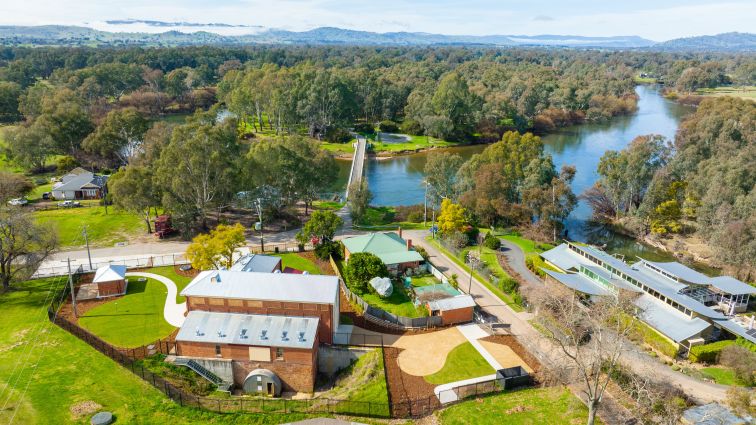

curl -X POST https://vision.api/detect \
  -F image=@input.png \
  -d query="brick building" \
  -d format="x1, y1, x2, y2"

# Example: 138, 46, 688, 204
174, 270, 339, 393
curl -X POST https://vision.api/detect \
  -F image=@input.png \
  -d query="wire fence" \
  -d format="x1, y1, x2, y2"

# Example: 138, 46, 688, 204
33, 254, 192, 279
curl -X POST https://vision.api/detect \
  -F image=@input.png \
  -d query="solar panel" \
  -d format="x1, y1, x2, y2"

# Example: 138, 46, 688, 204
745, 328, 756, 337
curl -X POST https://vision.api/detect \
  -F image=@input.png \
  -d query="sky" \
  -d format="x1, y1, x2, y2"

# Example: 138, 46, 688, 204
0, 0, 754, 41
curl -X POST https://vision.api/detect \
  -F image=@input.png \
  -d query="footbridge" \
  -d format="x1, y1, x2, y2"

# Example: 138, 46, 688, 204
344, 136, 367, 201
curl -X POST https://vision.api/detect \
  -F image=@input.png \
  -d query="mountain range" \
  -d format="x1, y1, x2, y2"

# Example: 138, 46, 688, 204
0, 22, 753, 52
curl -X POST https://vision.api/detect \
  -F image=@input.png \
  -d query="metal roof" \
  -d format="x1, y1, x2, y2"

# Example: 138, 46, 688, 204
634, 294, 711, 343
181, 270, 339, 305
92, 265, 126, 283
542, 269, 613, 296
712, 318, 756, 345
427, 294, 476, 311
710, 276, 756, 296
641, 260, 711, 285
176, 311, 320, 349
342, 232, 424, 265
229, 254, 282, 273
629, 265, 726, 319
54, 172, 108, 192
540, 243, 586, 271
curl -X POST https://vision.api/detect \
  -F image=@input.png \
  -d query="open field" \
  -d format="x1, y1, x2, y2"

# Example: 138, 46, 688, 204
436, 386, 593, 424
696, 86, 756, 101
424, 342, 495, 385
699, 366, 746, 386
320, 140, 356, 155
34, 206, 144, 248
78, 277, 176, 348
370, 134, 458, 153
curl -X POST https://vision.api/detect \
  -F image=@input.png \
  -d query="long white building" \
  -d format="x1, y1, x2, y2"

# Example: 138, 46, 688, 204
540, 241, 756, 351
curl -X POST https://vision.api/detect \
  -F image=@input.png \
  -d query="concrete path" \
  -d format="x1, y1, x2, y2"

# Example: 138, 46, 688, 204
125, 272, 187, 327
456, 324, 503, 370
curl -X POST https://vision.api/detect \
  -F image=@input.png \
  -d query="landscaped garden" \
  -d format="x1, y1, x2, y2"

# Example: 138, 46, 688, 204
424, 342, 495, 385
34, 205, 144, 248
78, 277, 176, 348
273, 252, 332, 275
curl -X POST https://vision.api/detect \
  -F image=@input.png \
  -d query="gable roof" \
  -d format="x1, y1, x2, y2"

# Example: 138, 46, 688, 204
181, 270, 339, 305
428, 294, 476, 311
342, 232, 423, 265
635, 294, 711, 343
54, 173, 108, 192
93, 265, 126, 283
229, 254, 282, 273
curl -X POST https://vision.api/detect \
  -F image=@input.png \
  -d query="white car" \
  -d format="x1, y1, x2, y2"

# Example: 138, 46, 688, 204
7, 198, 28, 206
57, 200, 81, 208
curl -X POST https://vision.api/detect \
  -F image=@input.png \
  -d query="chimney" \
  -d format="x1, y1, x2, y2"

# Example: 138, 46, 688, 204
407, 239, 413, 250
398, 227, 402, 239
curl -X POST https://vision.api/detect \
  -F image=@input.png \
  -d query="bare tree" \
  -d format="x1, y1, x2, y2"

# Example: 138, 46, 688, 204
0, 207, 57, 290
533, 285, 638, 425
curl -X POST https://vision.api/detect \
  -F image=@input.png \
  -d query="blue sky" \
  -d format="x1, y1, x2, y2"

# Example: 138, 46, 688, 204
1, 0, 754, 41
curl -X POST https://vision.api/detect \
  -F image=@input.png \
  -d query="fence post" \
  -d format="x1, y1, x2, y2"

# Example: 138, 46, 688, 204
218, 399, 221, 413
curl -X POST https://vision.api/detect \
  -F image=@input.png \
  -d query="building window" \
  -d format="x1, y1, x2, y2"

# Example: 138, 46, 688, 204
275, 348, 284, 360
215, 344, 221, 356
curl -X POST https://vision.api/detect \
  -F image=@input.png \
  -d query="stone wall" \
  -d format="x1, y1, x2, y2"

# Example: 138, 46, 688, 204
317, 346, 373, 377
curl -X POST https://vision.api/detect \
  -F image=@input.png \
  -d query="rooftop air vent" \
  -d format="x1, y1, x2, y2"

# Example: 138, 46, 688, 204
240, 328, 248, 339
281, 330, 289, 341
195, 327, 203, 337
274, 269, 282, 274
260, 329, 268, 340
298, 331, 305, 342
210, 273, 222, 284
217, 330, 226, 338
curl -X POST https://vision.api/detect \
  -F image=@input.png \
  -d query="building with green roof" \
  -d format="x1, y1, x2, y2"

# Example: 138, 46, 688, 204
342, 231, 424, 275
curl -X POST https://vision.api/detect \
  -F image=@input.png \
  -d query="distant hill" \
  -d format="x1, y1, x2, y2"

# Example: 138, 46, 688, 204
654, 32, 756, 52
0, 24, 752, 52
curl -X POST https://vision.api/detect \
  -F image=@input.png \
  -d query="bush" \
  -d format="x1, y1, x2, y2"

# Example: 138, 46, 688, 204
736, 337, 756, 353
394, 204, 425, 223
324, 127, 353, 143
483, 233, 502, 250
719, 344, 756, 386
345, 252, 388, 294
464, 226, 479, 245
413, 245, 429, 261
500, 277, 519, 294
442, 231, 469, 249
315, 240, 344, 261
353, 123, 375, 135
689, 340, 735, 363
379, 120, 399, 133
56, 155, 79, 172
400, 119, 423, 135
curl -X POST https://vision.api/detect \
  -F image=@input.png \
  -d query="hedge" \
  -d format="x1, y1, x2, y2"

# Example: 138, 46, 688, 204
689, 340, 735, 363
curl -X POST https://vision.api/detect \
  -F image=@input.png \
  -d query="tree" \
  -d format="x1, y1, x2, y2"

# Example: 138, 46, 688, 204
0, 207, 57, 290
345, 252, 388, 293
0, 81, 22, 122
424, 152, 463, 203
436, 198, 467, 234
297, 210, 343, 245
82, 107, 149, 166
428, 72, 480, 141
108, 165, 160, 234
35, 92, 93, 155
4, 122, 56, 171
0, 172, 33, 202
348, 180, 372, 222
186, 223, 246, 270
523, 165, 577, 241
533, 286, 638, 425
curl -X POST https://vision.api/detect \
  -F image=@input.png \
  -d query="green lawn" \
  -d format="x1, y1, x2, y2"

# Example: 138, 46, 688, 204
79, 277, 176, 348
437, 387, 593, 425
634, 76, 658, 84
500, 233, 558, 274
313, 200, 346, 211
624, 314, 679, 358
322, 349, 390, 417
353, 206, 429, 230
359, 283, 426, 318
410, 275, 441, 287
370, 134, 458, 153
320, 140, 356, 155
700, 367, 745, 386
35, 206, 144, 248
696, 86, 756, 101
144, 266, 195, 303
273, 253, 325, 275
425, 342, 495, 385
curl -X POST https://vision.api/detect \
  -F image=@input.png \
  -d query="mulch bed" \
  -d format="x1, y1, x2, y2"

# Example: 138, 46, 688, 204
480, 334, 541, 373
58, 294, 125, 322
382, 347, 440, 416
172, 264, 199, 278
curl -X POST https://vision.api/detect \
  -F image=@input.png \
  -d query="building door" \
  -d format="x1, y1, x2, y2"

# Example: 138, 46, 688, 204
266, 382, 273, 395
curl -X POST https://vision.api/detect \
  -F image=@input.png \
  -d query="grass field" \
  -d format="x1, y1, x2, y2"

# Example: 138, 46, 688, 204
634, 76, 658, 84
320, 140, 356, 155
370, 134, 457, 153
78, 277, 176, 348
696, 86, 756, 101
437, 387, 593, 424
273, 253, 326, 275
144, 266, 195, 303
425, 342, 495, 385
699, 367, 744, 386
359, 283, 426, 318
353, 206, 429, 230
429, 239, 523, 312
34, 206, 144, 248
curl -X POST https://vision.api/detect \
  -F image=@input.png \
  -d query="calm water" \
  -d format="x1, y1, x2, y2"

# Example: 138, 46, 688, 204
336, 86, 698, 261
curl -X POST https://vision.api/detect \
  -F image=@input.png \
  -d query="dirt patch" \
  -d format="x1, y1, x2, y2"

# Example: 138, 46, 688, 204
391, 328, 466, 376
480, 335, 541, 373
478, 340, 533, 373
59, 293, 124, 321
505, 405, 532, 414
383, 347, 440, 417
69, 400, 102, 419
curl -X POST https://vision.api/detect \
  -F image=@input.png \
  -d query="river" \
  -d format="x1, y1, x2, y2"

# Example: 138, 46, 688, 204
336, 85, 699, 262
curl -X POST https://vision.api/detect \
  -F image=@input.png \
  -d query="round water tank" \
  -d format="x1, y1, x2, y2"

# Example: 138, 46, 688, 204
242, 369, 282, 397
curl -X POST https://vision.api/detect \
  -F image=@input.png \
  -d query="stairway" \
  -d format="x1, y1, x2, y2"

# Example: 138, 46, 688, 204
173, 358, 233, 392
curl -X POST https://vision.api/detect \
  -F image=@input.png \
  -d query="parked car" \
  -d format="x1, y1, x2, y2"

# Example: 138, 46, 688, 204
7, 198, 28, 206
57, 200, 81, 208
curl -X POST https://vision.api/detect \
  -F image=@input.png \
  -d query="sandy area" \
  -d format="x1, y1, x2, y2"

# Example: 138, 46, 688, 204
350, 326, 467, 376
479, 339, 533, 373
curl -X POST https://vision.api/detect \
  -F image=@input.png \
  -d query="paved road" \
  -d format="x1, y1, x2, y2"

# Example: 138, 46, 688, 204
498, 240, 542, 287
405, 229, 728, 405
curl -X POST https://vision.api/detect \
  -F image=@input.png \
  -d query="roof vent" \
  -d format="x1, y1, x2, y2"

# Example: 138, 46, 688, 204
260, 329, 268, 340
210, 273, 222, 284
298, 331, 305, 342
274, 269, 282, 274
195, 327, 203, 337
303, 271, 309, 275
217, 330, 226, 338
281, 330, 289, 341
240, 328, 248, 339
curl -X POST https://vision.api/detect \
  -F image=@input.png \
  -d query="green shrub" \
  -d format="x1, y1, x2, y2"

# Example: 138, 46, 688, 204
500, 277, 519, 294
56, 155, 79, 172
378, 120, 399, 133
324, 127, 353, 143
315, 240, 344, 261
483, 233, 501, 250
736, 337, 756, 353
345, 252, 388, 294
689, 340, 735, 363
353, 123, 375, 134
400, 119, 423, 135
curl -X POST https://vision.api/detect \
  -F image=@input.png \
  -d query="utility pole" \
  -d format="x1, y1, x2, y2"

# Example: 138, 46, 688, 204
82, 226, 93, 270
67, 258, 78, 318
255, 198, 264, 252
467, 251, 480, 295
423, 180, 428, 228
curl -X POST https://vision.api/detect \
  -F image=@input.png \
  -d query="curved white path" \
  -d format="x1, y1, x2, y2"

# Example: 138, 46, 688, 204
125, 272, 187, 327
